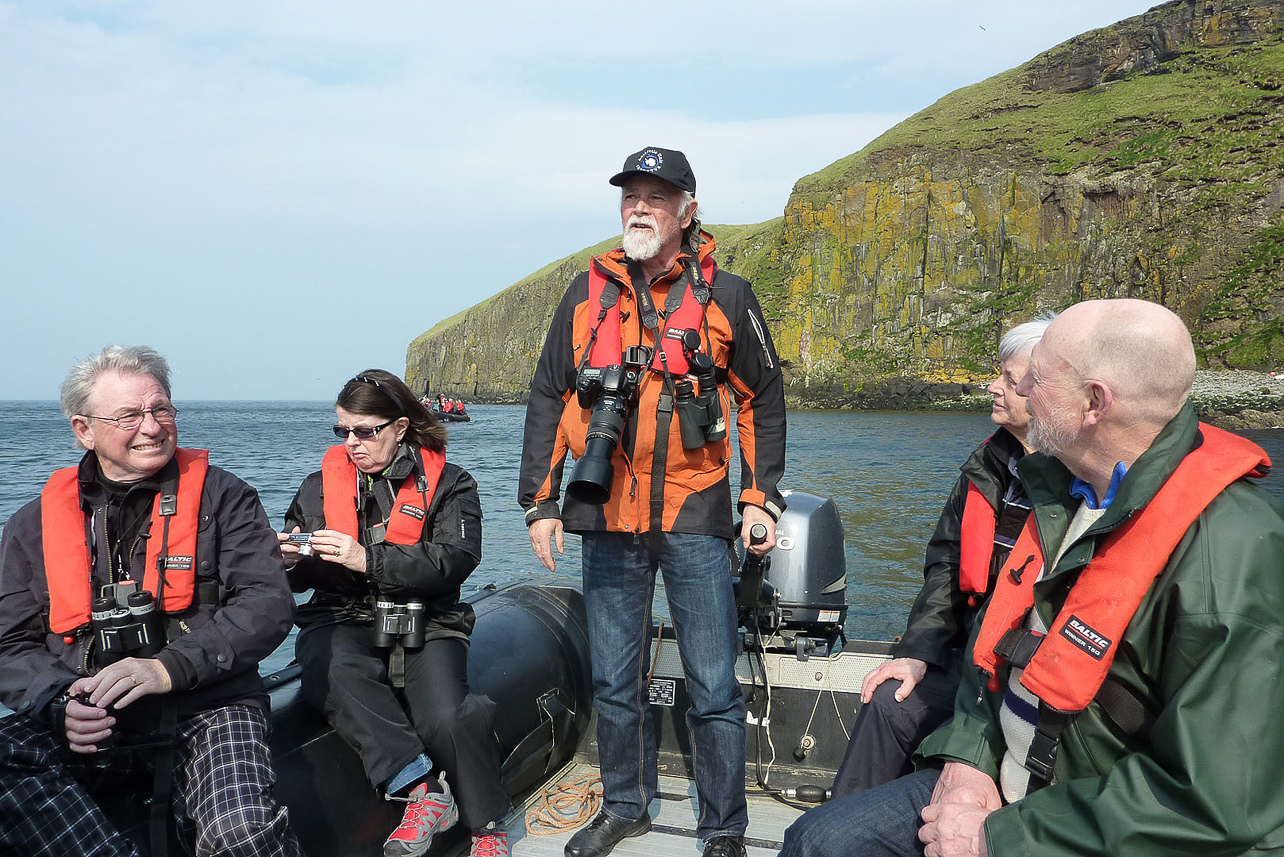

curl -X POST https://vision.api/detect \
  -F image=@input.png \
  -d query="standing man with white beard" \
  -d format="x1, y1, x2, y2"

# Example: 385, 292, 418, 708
520, 147, 787, 857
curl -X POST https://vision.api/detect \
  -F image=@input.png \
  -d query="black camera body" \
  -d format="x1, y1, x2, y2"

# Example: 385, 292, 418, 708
90, 581, 164, 665
567, 346, 652, 505
372, 599, 426, 648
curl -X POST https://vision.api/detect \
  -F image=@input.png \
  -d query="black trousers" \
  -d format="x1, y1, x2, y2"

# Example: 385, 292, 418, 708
830, 660, 962, 798
295, 623, 510, 829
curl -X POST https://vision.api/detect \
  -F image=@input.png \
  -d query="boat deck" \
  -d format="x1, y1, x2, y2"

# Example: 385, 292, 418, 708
456, 760, 802, 856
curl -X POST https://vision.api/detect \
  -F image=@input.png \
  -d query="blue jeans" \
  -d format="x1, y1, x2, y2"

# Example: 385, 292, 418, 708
582, 531, 747, 840
781, 768, 941, 857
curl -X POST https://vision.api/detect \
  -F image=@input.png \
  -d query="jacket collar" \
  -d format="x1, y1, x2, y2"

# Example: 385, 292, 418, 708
75, 449, 176, 508
360, 442, 418, 490
959, 427, 1026, 503
1018, 401, 1200, 541
591, 230, 717, 286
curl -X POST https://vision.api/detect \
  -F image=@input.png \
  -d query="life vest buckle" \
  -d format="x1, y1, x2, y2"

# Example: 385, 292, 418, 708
1025, 725, 1060, 782
158, 491, 178, 517
993, 627, 1043, 669
1024, 707, 1074, 787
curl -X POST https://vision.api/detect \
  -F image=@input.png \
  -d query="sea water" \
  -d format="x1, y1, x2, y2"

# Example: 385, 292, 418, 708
3, 401, 1283, 646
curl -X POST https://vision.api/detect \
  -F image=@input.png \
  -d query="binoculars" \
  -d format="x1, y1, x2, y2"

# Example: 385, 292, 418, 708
674, 330, 727, 450
372, 599, 426, 648
90, 581, 164, 665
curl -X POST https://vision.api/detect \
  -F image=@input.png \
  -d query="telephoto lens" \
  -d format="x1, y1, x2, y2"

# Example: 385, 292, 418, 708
568, 366, 637, 505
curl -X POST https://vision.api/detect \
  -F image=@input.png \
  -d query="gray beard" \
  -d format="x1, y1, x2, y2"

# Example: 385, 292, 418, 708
1027, 404, 1081, 459
622, 228, 663, 261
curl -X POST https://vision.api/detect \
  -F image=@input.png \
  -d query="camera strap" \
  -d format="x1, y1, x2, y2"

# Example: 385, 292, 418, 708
388, 644, 407, 689
631, 266, 663, 339
149, 700, 180, 857
629, 264, 678, 558
153, 499, 173, 620
577, 275, 622, 378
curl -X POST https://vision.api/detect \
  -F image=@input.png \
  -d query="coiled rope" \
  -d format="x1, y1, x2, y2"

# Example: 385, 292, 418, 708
524, 622, 665, 835
524, 773, 603, 835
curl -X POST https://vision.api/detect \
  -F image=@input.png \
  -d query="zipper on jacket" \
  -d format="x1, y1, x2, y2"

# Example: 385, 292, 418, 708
747, 309, 774, 369
80, 628, 94, 675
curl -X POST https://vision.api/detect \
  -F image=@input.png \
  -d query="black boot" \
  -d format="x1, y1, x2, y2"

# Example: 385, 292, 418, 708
564, 809, 652, 857
703, 835, 747, 857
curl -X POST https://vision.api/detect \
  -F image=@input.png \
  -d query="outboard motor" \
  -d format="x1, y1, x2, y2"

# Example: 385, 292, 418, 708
737, 490, 847, 658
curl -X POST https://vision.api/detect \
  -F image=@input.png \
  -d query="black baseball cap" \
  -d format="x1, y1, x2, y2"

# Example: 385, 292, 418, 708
608, 147, 696, 193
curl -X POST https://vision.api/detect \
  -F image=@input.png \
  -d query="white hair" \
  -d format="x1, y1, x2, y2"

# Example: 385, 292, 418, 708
60, 345, 171, 419
999, 312, 1058, 362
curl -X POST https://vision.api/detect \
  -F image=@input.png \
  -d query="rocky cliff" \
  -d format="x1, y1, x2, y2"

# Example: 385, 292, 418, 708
407, 0, 1284, 409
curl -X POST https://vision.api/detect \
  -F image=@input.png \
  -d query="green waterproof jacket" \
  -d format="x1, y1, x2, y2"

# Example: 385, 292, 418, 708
917, 403, 1284, 856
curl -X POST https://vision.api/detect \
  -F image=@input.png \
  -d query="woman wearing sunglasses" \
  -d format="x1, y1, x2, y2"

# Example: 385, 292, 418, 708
279, 369, 510, 857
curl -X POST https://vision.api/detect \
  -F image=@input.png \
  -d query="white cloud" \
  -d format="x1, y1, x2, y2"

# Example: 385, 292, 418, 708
0, 0, 1160, 399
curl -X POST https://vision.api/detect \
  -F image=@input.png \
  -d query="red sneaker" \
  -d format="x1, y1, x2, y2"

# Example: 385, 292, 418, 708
470, 829, 509, 857
383, 774, 459, 857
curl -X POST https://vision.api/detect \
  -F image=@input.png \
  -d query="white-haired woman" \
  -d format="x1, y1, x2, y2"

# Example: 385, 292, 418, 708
831, 315, 1055, 796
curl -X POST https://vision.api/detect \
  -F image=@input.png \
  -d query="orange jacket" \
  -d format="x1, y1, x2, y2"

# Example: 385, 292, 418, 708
519, 233, 786, 537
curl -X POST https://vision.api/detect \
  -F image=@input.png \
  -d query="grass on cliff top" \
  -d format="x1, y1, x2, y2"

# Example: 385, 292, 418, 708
793, 30, 1284, 203
416, 220, 784, 339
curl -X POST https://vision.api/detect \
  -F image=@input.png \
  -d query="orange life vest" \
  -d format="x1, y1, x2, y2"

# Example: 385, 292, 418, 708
320, 446, 446, 545
42, 448, 210, 635
959, 481, 997, 602
587, 255, 716, 377
974, 424, 1270, 713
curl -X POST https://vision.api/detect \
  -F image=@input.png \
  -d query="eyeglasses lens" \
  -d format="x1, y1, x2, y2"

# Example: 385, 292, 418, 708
114, 406, 178, 430
333, 425, 378, 440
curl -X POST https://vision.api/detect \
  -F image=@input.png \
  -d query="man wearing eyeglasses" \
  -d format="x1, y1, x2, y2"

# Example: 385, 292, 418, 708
0, 345, 302, 857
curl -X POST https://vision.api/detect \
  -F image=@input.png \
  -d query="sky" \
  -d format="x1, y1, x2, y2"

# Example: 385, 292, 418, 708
1, 0, 1162, 401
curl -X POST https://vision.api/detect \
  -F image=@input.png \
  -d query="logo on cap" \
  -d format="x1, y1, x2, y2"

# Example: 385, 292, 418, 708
637, 149, 664, 173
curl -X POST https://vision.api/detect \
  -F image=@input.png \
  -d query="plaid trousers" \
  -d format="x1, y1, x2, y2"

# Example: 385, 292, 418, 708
0, 704, 302, 857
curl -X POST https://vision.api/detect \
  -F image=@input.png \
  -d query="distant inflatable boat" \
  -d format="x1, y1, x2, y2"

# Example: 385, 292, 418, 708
421, 397, 473, 422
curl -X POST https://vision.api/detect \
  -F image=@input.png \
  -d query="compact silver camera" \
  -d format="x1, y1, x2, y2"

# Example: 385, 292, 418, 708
285, 532, 314, 556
